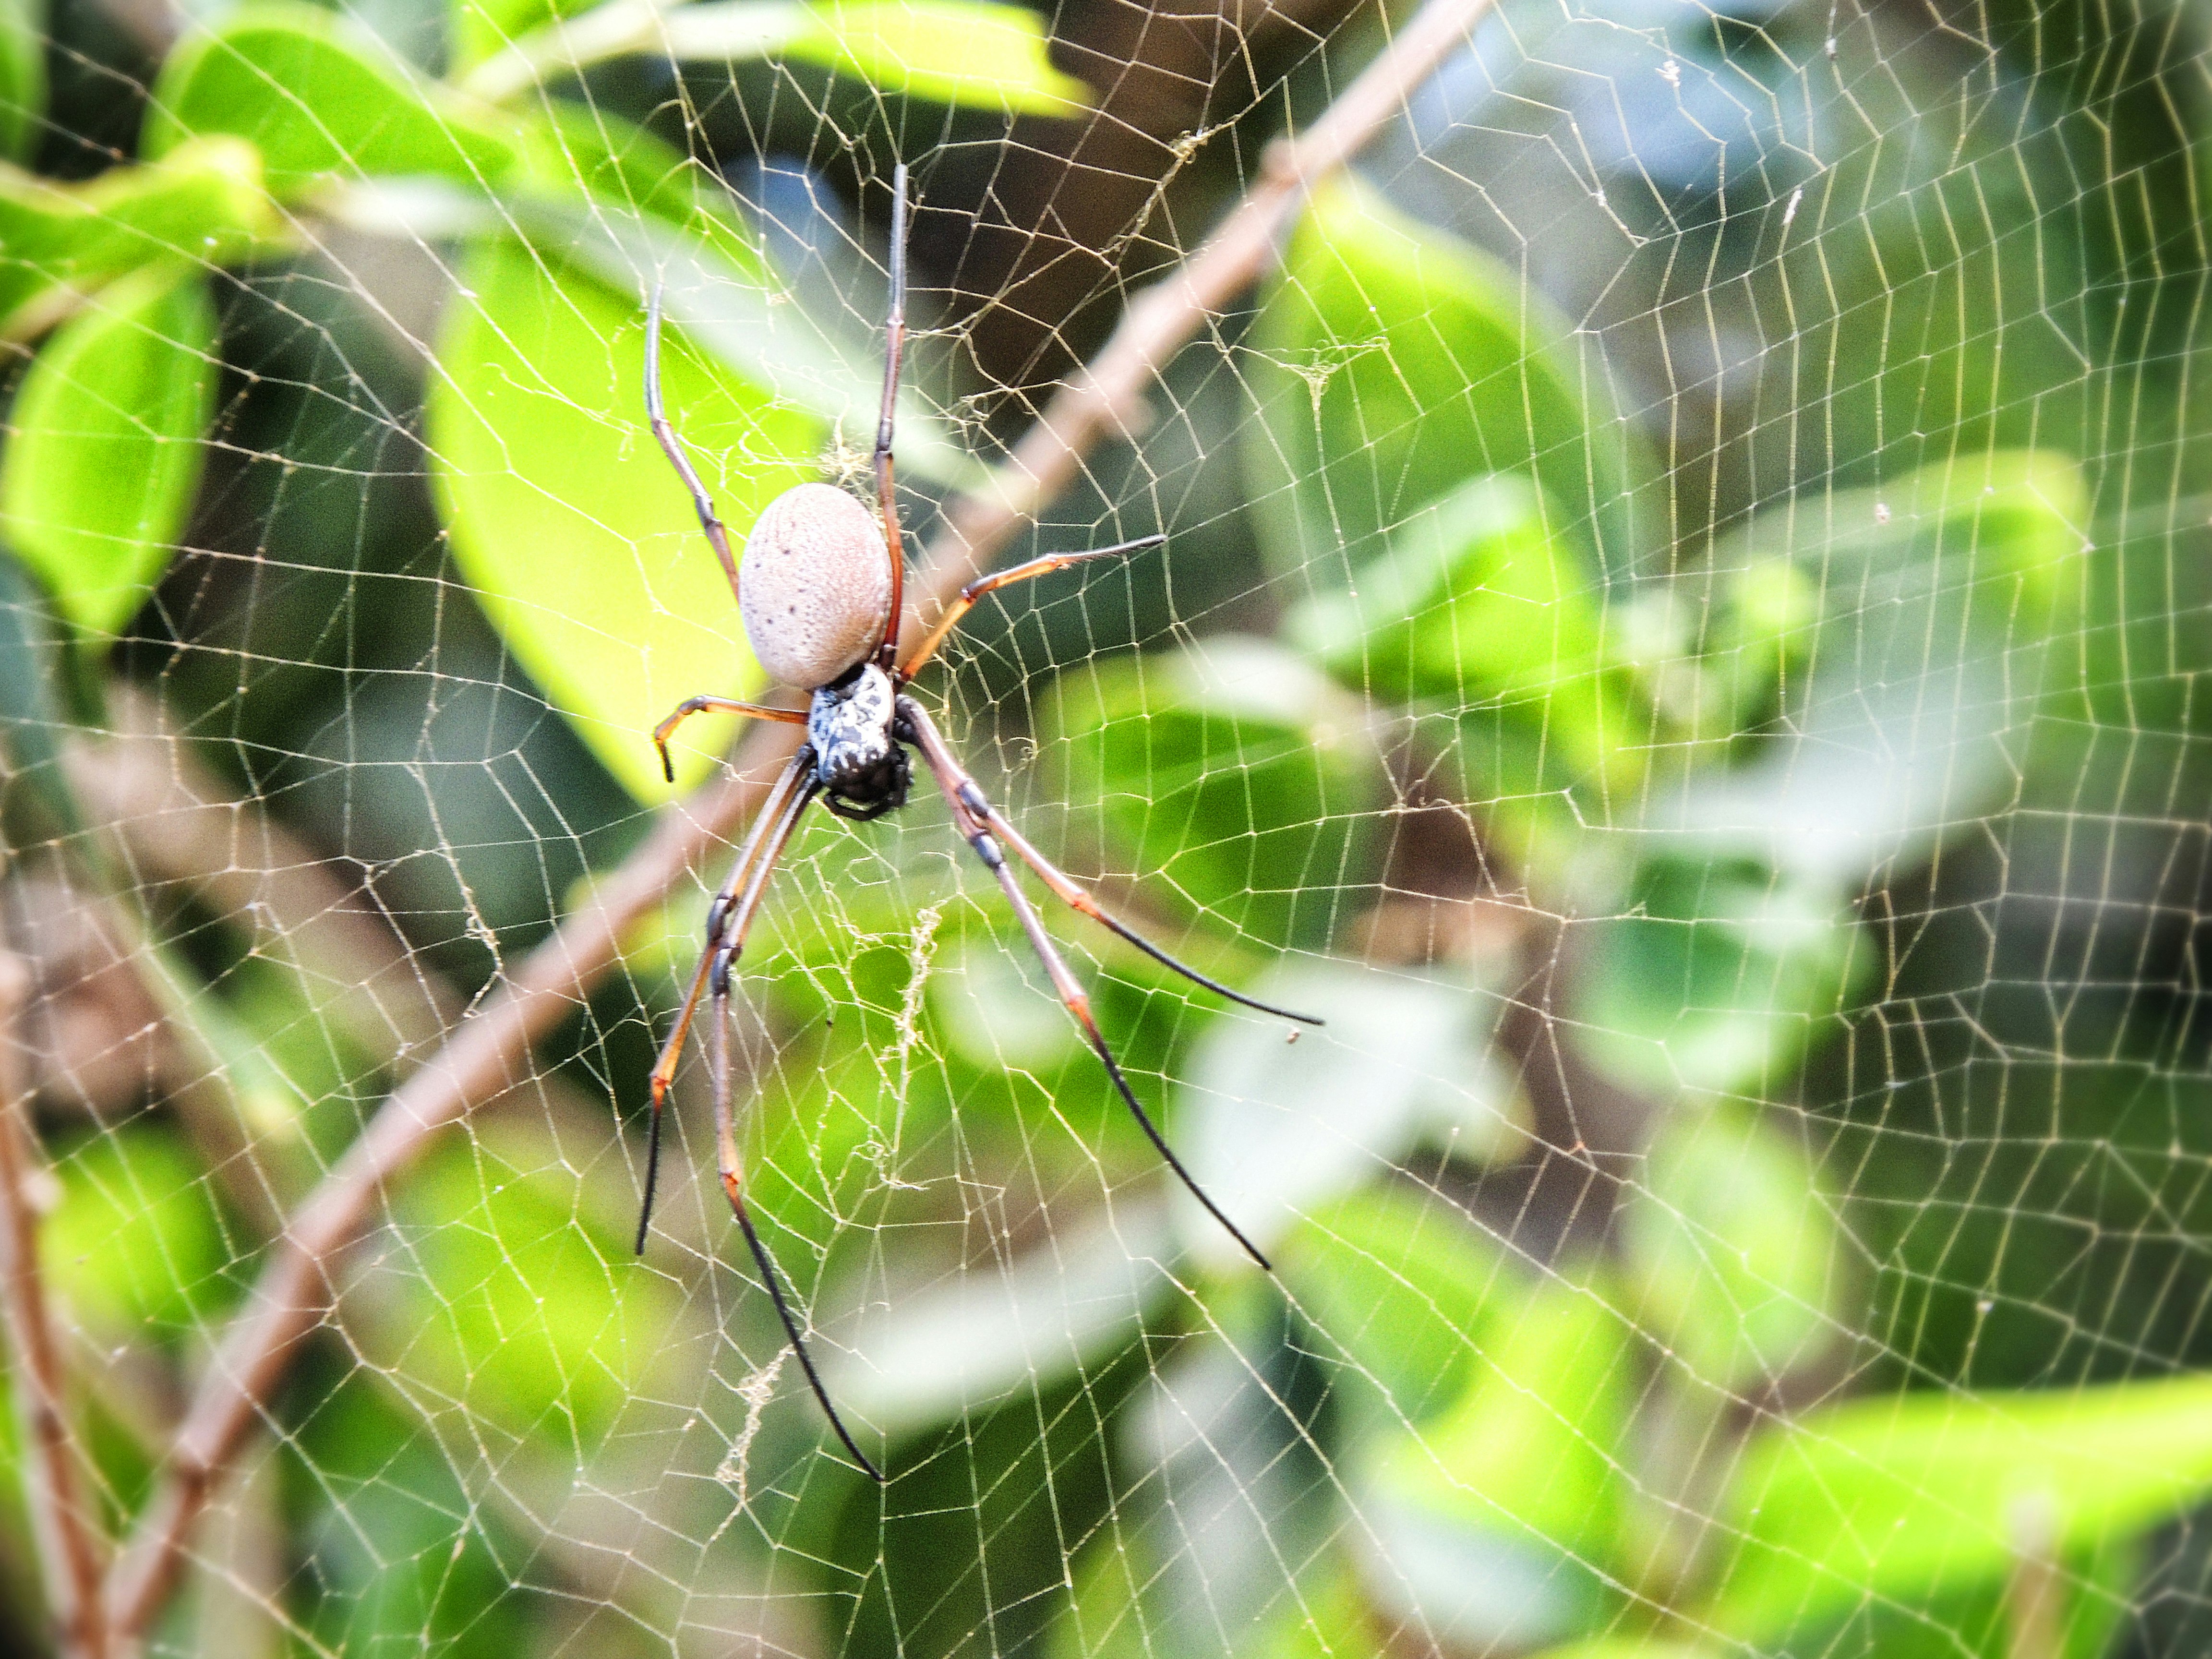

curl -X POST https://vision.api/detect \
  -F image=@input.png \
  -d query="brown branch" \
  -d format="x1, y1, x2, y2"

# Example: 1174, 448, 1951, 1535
100, 0, 1494, 1635
0, 940, 111, 1659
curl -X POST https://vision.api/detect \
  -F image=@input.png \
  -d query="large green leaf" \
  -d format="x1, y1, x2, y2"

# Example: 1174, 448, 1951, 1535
0, 137, 272, 337
0, 264, 218, 642
144, 2, 519, 199
462, 0, 1089, 114
1711, 1373, 2212, 1647
429, 238, 818, 799
775, 1, 1089, 112
1039, 636, 1389, 950
1248, 175, 1656, 595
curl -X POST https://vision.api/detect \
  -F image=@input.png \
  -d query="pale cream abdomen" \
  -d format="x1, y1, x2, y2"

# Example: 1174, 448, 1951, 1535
738, 483, 894, 688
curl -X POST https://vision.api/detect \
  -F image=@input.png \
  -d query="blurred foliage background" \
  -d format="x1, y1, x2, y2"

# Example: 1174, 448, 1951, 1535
0, 0, 2209, 1653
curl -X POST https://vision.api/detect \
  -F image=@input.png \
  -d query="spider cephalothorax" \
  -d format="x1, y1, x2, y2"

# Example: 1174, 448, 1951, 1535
809, 662, 911, 820
633, 162, 1321, 1484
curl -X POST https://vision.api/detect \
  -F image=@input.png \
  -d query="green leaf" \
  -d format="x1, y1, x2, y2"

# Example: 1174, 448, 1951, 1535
1039, 635, 1390, 950
827, 1201, 1178, 1437
335, 173, 979, 489
1283, 1184, 1513, 1429
357, 1129, 683, 1445
429, 237, 818, 800
1179, 956, 1527, 1264
1355, 1274, 1639, 1652
1572, 857, 1870, 1097
462, 0, 1089, 115
1248, 175, 1657, 595
778, 1, 1089, 114
0, 264, 218, 642
0, 553, 87, 844
0, 137, 274, 337
450, 0, 579, 72
1711, 1371, 2212, 1647
0, 0, 46, 162
1633, 450, 2087, 887
1290, 471, 1649, 796
1615, 1099, 1843, 1391
44, 1125, 234, 1341
508, 99, 769, 275
144, 2, 519, 200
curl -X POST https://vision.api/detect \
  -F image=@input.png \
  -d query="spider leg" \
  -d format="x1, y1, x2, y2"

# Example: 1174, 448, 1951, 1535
640, 747, 815, 1251
873, 162, 909, 671
902, 703, 1320, 1026
645, 280, 741, 597
911, 728, 1271, 1271
652, 695, 808, 784
692, 781, 883, 1483
898, 536, 1164, 683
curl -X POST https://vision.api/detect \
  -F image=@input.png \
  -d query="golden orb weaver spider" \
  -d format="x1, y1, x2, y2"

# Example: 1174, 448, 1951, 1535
635, 163, 1322, 1482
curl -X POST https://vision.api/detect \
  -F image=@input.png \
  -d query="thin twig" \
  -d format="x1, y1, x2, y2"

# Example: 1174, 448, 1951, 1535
0, 934, 111, 1659
100, 0, 1493, 1634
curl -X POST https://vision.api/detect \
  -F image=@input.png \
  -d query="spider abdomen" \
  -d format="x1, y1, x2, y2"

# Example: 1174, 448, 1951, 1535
740, 482, 893, 687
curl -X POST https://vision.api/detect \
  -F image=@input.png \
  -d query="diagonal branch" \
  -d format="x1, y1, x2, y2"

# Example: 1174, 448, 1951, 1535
99, 0, 1494, 1635
0, 935, 111, 1659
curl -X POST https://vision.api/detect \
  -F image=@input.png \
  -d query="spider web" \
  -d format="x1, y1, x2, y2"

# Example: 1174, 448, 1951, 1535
0, 0, 2205, 1655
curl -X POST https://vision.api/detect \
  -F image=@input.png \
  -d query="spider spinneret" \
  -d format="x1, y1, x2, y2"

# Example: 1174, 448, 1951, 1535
633, 160, 1322, 1486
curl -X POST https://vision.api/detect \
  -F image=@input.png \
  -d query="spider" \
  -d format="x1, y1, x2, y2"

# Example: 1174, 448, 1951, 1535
633, 163, 1322, 1482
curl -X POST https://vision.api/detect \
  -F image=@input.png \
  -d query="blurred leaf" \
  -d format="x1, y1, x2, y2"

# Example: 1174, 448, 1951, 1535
1354, 1273, 1639, 1652
1179, 956, 1526, 1264
465, 0, 1089, 113
295, 1382, 536, 1658
1615, 1099, 1842, 1392
1249, 174, 1656, 593
929, 929, 1089, 1074
429, 236, 817, 799
333, 171, 979, 488
1040, 635, 1389, 950
1610, 558, 1821, 746
1633, 450, 2087, 886
1530, 1643, 1724, 1659
1574, 858, 1869, 1098
1087, 1294, 1338, 1659
1711, 1371, 2212, 1647
1291, 473, 1601, 701
144, 2, 519, 200
0, 264, 218, 643
830, 1200, 1177, 1438
0, 136, 270, 337
1283, 1183, 1512, 1428
450, 0, 583, 71
44, 1124, 235, 1341
0, 0, 44, 162
1290, 471, 1648, 794
508, 96, 766, 273
0, 553, 87, 843
772, 1, 1090, 113
359, 1134, 681, 1446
